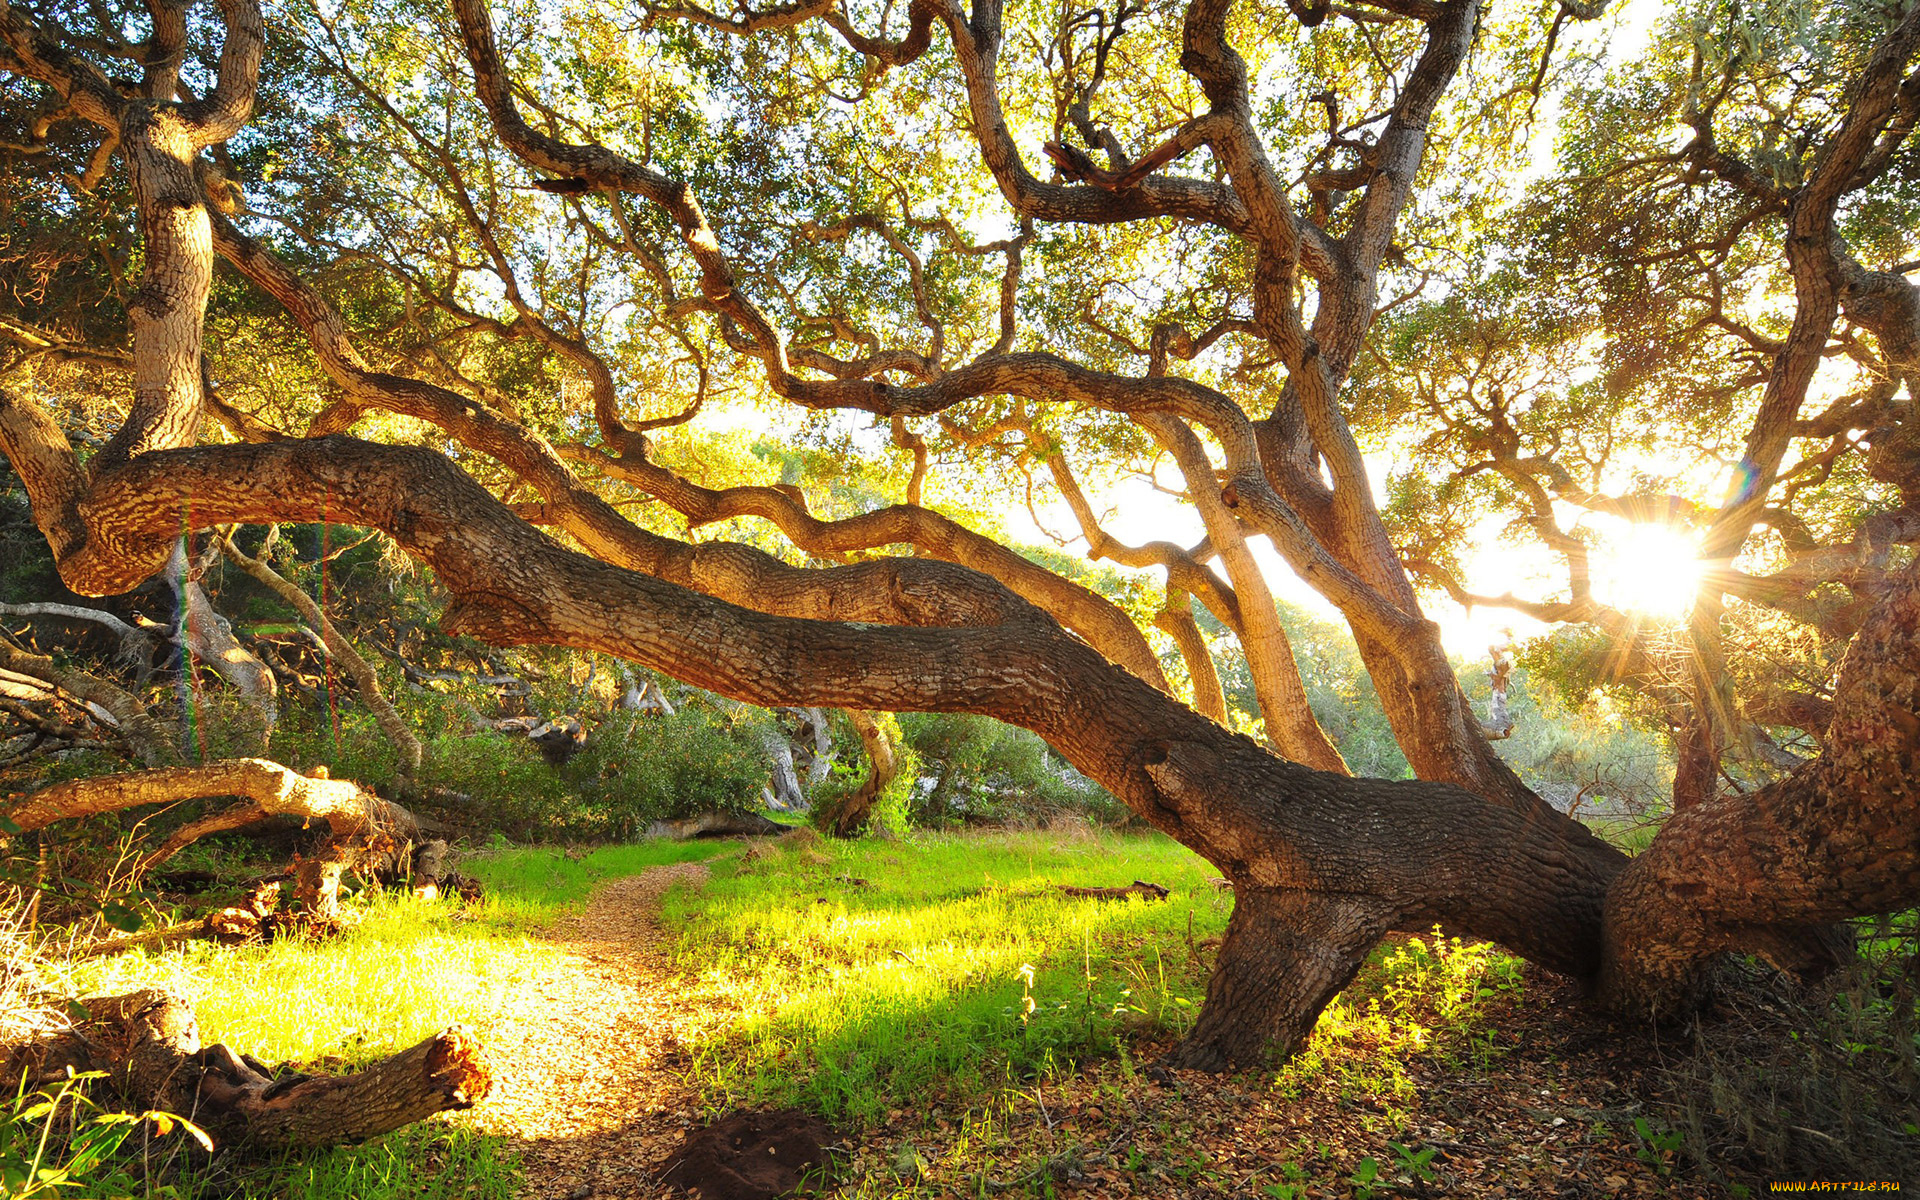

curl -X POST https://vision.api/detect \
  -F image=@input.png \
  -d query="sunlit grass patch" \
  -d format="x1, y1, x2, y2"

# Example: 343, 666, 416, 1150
62, 839, 729, 1067
66, 891, 547, 1069
184, 1122, 520, 1200
1275, 929, 1527, 1120
463, 838, 730, 930
666, 830, 1232, 1125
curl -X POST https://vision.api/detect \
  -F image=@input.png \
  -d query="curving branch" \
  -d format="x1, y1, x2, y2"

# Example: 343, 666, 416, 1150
565, 438, 1172, 690
220, 528, 423, 779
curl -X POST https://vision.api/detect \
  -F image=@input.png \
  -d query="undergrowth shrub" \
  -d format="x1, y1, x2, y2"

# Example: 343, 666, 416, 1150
900, 713, 1122, 828
275, 687, 770, 840
565, 707, 768, 837
1668, 913, 1920, 1183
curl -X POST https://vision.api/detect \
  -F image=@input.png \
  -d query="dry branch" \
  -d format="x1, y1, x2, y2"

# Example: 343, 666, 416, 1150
220, 529, 423, 778
1058, 880, 1171, 901
6, 757, 413, 835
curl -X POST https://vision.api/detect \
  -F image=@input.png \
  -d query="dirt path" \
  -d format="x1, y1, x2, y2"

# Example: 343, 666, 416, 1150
476, 861, 725, 1200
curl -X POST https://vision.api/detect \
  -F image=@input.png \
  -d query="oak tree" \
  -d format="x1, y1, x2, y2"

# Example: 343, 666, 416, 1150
2, 0, 1917, 1070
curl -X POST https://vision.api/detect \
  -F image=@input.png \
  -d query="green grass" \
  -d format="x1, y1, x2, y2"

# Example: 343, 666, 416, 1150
45, 839, 730, 1199
666, 830, 1233, 1124
668, 830, 1532, 1135
28, 831, 1539, 1196
461, 838, 730, 930
173, 1123, 520, 1200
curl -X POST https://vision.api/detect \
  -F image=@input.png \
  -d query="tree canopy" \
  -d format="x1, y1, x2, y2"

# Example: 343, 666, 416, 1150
2, 0, 1917, 1070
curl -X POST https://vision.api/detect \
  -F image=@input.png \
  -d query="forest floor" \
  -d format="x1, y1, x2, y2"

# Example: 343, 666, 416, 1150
47, 830, 1897, 1198
478, 861, 727, 1199
466, 834, 1757, 1199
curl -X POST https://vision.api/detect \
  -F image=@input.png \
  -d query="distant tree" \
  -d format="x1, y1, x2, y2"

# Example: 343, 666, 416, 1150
1, 0, 1916, 1070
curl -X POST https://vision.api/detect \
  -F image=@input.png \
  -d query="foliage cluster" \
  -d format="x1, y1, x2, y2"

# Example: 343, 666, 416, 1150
898, 713, 1125, 829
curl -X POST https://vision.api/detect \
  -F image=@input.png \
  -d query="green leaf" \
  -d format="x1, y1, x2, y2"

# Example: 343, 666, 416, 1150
99, 903, 144, 933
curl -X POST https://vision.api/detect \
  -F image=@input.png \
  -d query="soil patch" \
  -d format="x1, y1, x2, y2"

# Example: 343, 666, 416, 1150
475, 861, 732, 1199
658, 1108, 835, 1199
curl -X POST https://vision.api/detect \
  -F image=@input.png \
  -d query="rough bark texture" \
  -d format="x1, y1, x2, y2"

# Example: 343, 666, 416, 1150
1599, 559, 1920, 1016
1167, 888, 1390, 1069
5, 990, 489, 1149
4, 757, 418, 847
0, 639, 180, 766
4, 0, 1920, 1076
815, 710, 899, 838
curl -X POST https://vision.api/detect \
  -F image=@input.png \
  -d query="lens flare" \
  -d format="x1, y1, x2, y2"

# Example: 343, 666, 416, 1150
1593, 523, 1704, 619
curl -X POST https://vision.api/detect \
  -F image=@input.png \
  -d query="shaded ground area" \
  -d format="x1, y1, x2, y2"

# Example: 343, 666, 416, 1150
472, 856, 1762, 1198
821, 974, 1731, 1197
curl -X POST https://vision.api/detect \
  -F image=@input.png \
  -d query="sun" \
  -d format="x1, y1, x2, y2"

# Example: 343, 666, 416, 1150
1592, 521, 1705, 619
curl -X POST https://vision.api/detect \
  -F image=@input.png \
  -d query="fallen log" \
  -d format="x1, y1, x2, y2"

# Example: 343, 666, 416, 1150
1057, 880, 1170, 901
4, 989, 489, 1149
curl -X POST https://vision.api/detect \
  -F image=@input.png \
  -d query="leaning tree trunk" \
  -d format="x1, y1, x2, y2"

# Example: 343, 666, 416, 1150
6, 990, 488, 1149
167, 542, 278, 753
1598, 557, 1920, 1016
815, 710, 899, 838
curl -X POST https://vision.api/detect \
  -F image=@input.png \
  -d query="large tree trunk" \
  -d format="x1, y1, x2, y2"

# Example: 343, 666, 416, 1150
5, 0, 1920, 1083
1166, 888, 1389, 1070
1599, 558, 1920, 1016
6, 990, 488, 1149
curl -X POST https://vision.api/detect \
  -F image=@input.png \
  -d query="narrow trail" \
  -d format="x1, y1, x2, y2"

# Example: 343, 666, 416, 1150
476, 861, 728, 1200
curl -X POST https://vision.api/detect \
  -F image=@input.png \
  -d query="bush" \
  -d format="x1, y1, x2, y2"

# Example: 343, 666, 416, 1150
899, 713, 1124, 828
564, 707, 769, 838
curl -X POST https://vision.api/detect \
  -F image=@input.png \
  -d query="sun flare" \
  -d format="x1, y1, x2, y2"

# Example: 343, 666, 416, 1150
1593, 522, 1705, 619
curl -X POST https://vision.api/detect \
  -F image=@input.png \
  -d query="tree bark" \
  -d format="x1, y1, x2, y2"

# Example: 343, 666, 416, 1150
0, 639, 180, 766
761, 728, 808, 812
815, 710, 900, 837
1154, 594, 1227, 723
6, 990, 489, 1149
1599, 558, 1920, 1016
168, 541, 277, 753
4, 758, 418, 866
1166, 887, 1390, 1070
